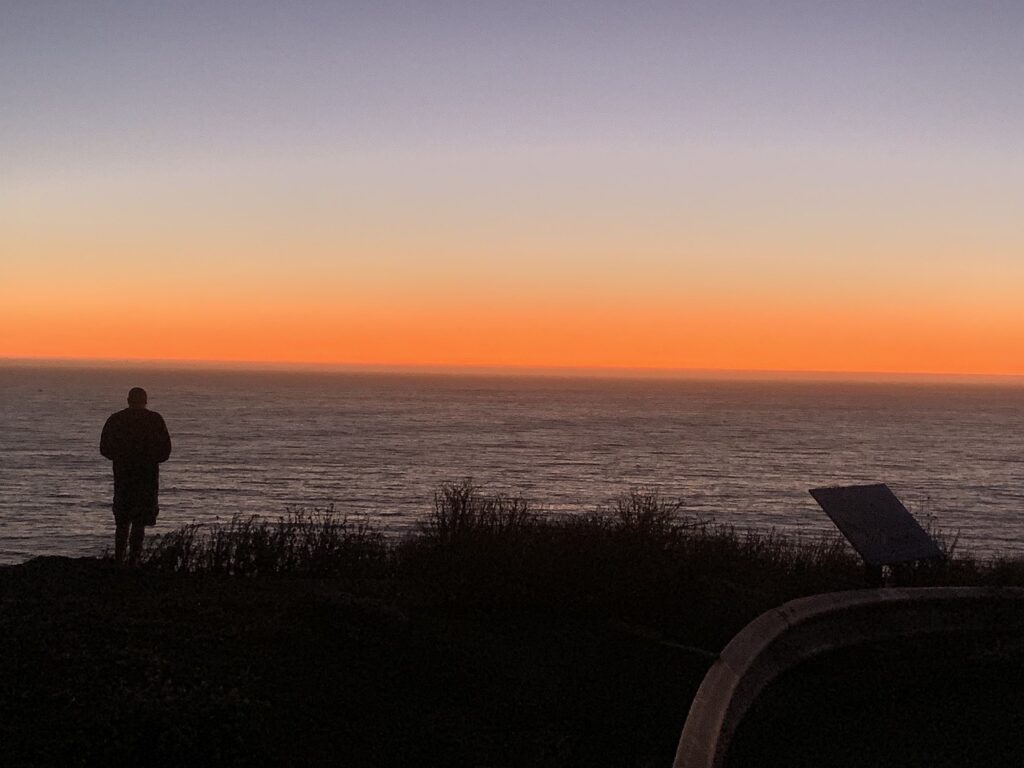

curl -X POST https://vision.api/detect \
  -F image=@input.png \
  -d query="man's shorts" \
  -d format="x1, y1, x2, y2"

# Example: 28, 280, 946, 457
112, 484, 159, 526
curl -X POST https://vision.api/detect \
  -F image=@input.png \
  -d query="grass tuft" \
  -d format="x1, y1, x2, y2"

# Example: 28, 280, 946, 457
142, 506, 387, 577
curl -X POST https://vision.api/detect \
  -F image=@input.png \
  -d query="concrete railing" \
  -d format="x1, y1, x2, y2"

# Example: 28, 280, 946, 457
673, 587, 1024, 768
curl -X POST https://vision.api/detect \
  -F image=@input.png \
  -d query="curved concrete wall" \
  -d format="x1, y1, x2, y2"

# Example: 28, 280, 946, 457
673, 587, 1024, 768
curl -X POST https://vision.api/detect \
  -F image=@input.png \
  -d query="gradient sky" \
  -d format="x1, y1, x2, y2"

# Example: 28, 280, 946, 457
3, 1, 1022, 374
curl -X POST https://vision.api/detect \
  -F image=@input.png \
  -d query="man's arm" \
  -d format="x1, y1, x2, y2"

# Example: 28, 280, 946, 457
100, 416, 115, 460
154, 414, 172, 463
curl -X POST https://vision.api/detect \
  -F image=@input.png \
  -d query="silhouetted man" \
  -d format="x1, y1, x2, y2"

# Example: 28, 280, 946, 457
100, 387, 172, 565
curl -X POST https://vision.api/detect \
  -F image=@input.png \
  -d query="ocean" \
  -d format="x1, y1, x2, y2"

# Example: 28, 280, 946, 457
1, 364, 1022, 564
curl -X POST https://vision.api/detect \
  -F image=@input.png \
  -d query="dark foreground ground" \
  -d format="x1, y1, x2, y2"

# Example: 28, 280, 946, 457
0, 557, 707, 767
4, 557, 1024, 768
6, 487, 1024, 767
729, 636, 1024, 768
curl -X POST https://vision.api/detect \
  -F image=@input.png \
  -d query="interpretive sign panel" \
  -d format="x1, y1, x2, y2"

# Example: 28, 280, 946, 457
809, 483, 943, 566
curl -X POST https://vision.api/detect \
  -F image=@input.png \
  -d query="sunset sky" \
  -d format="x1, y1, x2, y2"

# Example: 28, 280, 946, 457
3, 2, 1022, 375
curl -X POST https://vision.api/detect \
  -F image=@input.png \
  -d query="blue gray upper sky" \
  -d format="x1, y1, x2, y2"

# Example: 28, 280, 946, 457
5, 1, 1023, 173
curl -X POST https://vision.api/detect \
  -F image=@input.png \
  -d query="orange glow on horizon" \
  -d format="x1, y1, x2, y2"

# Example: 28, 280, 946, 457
4, 296, 1022, 377
6, 173, 1022, 379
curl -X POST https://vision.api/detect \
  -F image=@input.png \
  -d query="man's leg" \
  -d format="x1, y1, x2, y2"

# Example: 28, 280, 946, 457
114, 522, 130, 565
128, 520, 146, 566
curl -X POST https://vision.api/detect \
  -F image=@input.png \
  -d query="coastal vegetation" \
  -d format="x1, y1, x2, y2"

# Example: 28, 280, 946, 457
3, 482, 1023, 766
140, 482, 868, 650
140, 481, 1015, 626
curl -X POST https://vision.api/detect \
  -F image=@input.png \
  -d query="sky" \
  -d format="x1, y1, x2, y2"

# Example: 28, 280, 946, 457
2, 1, 1022, 375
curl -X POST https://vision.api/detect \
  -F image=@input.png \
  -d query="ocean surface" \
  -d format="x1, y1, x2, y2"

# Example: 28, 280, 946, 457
1, 365, 1023, 565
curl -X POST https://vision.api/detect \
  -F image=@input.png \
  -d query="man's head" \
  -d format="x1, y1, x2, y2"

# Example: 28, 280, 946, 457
127, 387, 148, 408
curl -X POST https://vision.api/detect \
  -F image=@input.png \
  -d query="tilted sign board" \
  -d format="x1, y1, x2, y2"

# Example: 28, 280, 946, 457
809, 483, 943, 567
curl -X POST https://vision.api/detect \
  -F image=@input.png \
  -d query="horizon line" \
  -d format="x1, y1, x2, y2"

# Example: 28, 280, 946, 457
3, 354, 1024, 385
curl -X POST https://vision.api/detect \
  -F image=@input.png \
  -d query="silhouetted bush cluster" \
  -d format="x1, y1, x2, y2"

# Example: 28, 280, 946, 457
139, 481, 1024, 649
423, 481, 537, 545
393, 483, 870, 646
